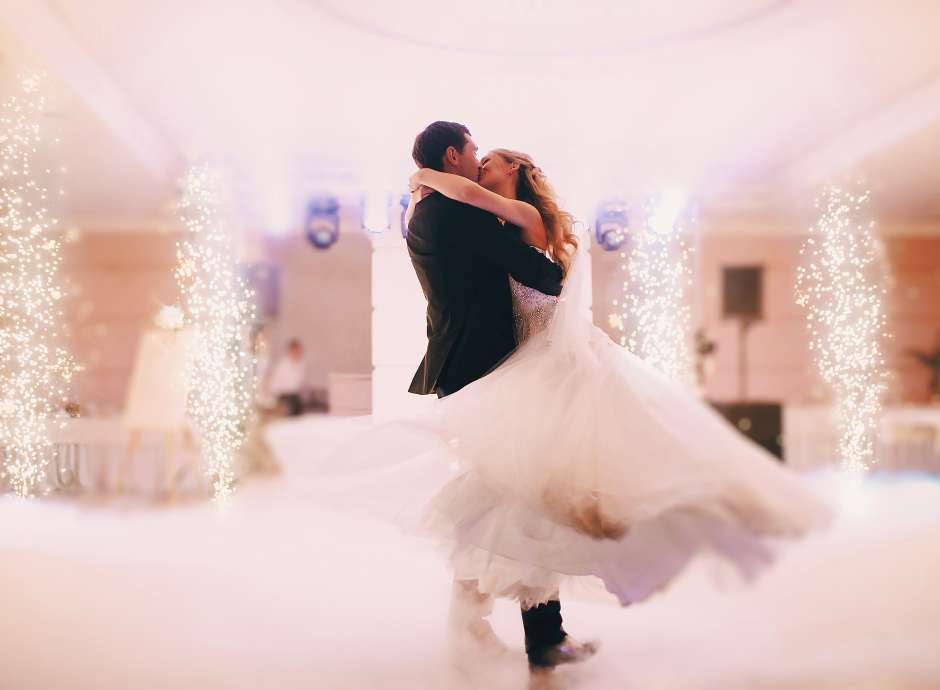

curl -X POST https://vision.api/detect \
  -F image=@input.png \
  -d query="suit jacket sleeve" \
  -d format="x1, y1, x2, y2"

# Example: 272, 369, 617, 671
457, 206, 563, 296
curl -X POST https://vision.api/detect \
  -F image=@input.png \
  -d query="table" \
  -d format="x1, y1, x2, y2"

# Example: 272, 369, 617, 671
783, 404, 940, 472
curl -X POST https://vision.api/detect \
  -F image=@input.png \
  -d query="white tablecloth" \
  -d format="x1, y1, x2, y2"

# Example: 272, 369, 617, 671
29, 416, 199, 495
784, 405, 940, 471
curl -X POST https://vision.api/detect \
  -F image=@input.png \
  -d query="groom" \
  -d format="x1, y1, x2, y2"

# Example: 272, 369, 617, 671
406, 120, 595, 671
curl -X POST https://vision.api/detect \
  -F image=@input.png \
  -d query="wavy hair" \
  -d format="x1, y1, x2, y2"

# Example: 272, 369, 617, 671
490, 148, 578, 276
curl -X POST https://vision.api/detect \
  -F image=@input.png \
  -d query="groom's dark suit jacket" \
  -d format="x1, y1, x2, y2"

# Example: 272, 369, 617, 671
406, 191, 562, 397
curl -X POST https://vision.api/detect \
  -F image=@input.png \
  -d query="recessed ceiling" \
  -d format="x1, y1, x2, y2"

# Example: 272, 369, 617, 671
2, 0, 940, 228
311, 0, 792, 56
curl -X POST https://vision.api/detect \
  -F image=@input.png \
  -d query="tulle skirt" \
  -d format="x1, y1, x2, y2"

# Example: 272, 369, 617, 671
270, 315, 831, 608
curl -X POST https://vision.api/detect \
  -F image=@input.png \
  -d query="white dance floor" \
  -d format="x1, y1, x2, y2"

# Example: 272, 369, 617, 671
2, 415, 939, 690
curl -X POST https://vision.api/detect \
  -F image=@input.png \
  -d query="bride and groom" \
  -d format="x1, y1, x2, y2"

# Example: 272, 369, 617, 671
399, 120, 829, 673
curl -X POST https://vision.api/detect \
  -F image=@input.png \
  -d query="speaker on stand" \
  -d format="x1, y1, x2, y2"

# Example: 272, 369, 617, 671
713, 266, 783, 461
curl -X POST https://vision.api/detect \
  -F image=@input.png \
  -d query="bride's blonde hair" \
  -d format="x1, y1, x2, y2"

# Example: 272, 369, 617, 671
490, 148, 578, 277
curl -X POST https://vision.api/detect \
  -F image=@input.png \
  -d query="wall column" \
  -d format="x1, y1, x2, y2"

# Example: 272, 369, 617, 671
370, 230, 435, 421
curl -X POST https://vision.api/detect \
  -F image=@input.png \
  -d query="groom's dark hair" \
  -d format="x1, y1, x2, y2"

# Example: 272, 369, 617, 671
412, 121, 471, 171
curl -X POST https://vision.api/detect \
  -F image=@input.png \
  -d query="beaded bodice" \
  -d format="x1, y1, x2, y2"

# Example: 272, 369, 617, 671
510, 276, 559, 345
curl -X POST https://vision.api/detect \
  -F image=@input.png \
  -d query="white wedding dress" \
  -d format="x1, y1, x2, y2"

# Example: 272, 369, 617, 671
304, 247, 831, 608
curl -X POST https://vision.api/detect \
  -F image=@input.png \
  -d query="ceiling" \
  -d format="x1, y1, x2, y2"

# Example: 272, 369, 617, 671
311, 0, 792, 56
1, 0, 939, 231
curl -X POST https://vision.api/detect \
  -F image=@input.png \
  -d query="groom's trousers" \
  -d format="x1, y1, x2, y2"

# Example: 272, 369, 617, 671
521, 600, 566, 654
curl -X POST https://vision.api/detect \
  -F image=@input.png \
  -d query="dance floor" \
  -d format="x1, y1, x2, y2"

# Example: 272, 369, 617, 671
1, 415, 939, 690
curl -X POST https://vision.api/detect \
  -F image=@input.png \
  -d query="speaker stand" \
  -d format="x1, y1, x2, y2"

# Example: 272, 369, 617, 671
737, 317, 754, 401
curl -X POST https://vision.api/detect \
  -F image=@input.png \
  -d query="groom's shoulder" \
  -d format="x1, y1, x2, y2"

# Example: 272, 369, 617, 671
420, 192, 467, 214
417, 192, 496, 225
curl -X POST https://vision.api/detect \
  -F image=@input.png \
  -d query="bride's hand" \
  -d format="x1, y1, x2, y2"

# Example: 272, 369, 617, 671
570, 497, 629, 540
543, 486, 629, 540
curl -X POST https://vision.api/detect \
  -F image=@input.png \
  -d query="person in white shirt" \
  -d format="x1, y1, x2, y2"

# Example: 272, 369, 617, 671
267, 339, 306, 417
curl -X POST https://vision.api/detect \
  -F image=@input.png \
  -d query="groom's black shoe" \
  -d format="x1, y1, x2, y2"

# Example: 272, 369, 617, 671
527, 636, 599, 671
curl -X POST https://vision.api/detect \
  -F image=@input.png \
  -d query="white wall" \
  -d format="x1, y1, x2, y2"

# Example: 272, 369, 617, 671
265, 209, 373, 392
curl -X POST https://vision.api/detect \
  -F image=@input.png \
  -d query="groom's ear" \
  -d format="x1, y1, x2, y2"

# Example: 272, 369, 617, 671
440, 145, 461, 173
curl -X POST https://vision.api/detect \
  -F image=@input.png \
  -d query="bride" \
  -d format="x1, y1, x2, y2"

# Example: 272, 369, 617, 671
292, 144, 830, 667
